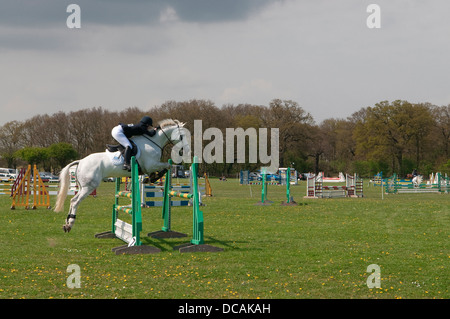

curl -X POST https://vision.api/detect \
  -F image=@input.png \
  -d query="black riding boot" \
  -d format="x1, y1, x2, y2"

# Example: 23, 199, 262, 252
123, 146, 132, 171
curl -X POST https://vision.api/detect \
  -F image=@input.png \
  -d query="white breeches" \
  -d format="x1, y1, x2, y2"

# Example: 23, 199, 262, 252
111, 125, 132, 149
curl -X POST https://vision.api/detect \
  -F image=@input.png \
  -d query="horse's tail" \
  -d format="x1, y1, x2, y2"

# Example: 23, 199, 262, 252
54, 161, 80, 212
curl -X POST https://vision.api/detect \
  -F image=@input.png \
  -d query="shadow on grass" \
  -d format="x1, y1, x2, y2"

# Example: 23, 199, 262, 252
140, 234, 250, 252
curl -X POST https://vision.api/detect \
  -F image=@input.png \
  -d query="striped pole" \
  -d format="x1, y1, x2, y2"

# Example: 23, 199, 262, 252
168, 190, 193, 199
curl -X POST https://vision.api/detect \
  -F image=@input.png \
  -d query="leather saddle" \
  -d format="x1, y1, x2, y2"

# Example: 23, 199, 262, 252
106, 140, 138, 157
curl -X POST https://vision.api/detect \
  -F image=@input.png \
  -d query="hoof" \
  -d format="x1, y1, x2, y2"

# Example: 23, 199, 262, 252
63, 224, 71, 233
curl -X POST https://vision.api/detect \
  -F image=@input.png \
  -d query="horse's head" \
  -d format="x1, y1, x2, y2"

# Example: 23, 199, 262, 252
157, 119, 191, 160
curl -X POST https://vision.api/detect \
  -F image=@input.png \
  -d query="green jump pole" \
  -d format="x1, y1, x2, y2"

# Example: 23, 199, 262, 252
191, 156, 204, 245
281, 167, 298, 206
255, 167, 273, 205
261, 169, 267, 203
161, 159, 173, 232
148, 158, 188, 239
130, 156, 142, 246
286, 167, 291, 203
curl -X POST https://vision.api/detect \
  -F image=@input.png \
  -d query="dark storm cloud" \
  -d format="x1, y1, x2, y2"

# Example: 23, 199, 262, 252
166, 0, 275, 23
0, 0, 277, 52
0, 1, 67, 27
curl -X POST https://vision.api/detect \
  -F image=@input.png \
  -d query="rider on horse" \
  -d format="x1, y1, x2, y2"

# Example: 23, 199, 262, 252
111, 116, 156, 171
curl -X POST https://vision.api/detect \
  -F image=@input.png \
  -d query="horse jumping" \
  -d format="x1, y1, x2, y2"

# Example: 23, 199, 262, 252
54, 119, 190, 233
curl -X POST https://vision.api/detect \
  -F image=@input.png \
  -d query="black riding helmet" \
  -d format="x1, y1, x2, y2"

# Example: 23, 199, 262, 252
140, 116, 153, 127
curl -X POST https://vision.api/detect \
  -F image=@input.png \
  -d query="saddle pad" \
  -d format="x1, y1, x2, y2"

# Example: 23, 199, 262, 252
106, 147, 141, 166
106, 150, 124, 166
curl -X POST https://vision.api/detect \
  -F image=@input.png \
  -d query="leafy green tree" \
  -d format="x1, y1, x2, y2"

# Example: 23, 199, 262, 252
265, 99, 314, 168
430, 105, 450, 162
14, 147, 48, 166
48, 142, 78, 169
353, 100, 433, 176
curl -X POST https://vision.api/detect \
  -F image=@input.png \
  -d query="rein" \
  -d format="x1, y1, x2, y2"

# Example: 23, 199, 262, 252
141, 124, 180, 152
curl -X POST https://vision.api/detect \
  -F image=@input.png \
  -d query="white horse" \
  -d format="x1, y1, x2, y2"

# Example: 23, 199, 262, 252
54, 119, 190, 232
412, 175, 423, 187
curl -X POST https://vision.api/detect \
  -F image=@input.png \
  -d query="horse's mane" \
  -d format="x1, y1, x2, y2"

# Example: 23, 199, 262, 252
158, 119, 185, 128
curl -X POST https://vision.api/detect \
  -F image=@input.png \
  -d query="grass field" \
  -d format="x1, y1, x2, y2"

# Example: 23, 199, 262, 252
0, 178, 448, 299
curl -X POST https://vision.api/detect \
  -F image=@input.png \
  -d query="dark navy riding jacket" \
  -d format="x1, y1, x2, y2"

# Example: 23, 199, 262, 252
120, 122, 156, 138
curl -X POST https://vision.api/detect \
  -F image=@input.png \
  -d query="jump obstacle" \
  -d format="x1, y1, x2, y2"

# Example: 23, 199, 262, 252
281, 167, 297, 206
10, 164, 51, 210
253, 167, 298, 206
0, 167, 25, 196
95, 156, 160, 254
369, 172, 383, 187
254, 169, 274, 205
304, 173, 363, 199
139, 169, 212, 207
240, 168, 298, 186
148, 157, 222, 253
96, 156, 222, 254
0, 178, 17, 196
3, 165, 93, 209
384, 173, 450, 194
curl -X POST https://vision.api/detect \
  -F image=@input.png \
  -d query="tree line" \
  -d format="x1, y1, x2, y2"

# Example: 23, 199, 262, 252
0, 99, 448, 178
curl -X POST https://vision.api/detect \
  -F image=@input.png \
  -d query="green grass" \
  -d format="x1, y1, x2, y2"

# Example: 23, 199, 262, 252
0, 178, 448, 299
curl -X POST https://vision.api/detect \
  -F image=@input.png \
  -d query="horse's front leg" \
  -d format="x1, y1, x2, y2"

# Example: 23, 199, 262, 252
144, 162, 171, 183
150, 162, 171, 183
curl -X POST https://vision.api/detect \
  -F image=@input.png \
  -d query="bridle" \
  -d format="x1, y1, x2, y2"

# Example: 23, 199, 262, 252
161, 124, 181, 147
143, 123, 184, 152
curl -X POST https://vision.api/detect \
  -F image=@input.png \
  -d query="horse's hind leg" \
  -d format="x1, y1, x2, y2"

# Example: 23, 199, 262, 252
63, 184, 97, 232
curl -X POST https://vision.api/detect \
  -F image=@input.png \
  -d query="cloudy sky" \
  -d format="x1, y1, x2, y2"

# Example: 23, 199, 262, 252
1, 0, 449, 125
